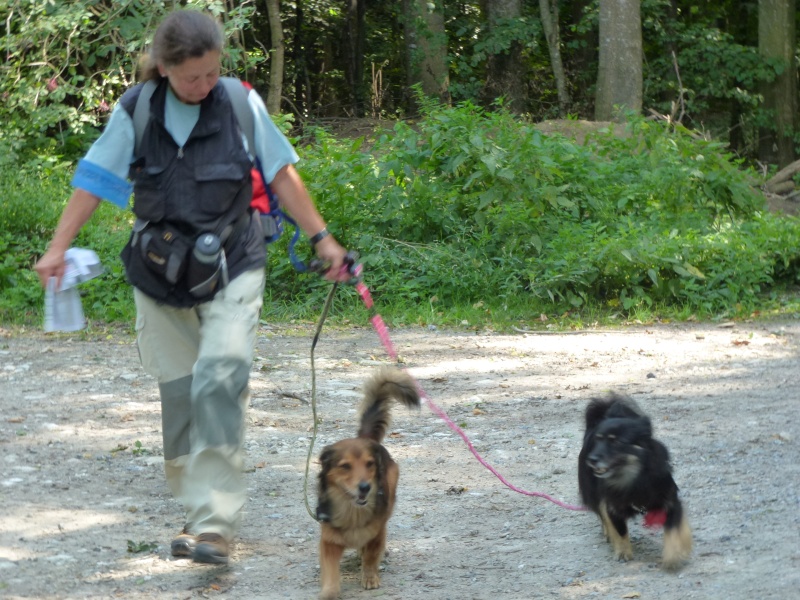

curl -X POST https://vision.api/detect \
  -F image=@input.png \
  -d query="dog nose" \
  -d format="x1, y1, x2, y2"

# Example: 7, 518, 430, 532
358, 481, 371, 495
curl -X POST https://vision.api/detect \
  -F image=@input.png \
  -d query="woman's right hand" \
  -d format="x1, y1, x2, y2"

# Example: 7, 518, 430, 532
34, 249, 67, 290
33, 189, 102, 290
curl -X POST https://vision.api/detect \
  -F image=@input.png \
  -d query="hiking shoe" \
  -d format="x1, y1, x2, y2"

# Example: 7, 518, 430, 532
193, 533, 229, 565
170, 528, 196, 557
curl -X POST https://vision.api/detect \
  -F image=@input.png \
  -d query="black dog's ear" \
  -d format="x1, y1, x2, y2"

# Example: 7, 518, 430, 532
585, 398, 613, 430
628, 415, 653, 442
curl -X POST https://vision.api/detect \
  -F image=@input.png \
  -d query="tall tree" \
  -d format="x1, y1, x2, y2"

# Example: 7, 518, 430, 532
482, 0, 526, 113
344, 0, 367, 115
538, 0, 571, 116
265, 0, 285, 115
594, 0, 642, 121
403, 0, 450, 103
758, 0, 797, 167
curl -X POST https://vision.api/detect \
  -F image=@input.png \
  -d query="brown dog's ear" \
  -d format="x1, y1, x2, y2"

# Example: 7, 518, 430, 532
372, 443, 391, 512
316, 447, 335, 522
319, 446, 336, 472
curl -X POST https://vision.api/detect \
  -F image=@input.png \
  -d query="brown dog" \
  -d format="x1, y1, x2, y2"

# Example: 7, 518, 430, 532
316, 368, 420, 600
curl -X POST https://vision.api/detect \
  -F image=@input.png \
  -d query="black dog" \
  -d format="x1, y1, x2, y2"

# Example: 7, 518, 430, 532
578, 393, 692, 569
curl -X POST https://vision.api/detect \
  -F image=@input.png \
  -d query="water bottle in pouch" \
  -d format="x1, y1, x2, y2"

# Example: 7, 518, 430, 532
187, 233, 228, 298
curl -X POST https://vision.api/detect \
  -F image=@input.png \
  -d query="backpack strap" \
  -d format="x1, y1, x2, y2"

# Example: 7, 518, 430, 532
219, 77, 255, 156
131, 80, 157, 157
218, 79, 310, 271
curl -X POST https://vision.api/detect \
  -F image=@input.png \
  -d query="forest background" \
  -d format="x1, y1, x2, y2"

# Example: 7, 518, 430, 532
1, 0, 800, 331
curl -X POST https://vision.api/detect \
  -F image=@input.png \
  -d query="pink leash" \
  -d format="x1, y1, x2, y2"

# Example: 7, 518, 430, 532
354, 280, 586, 512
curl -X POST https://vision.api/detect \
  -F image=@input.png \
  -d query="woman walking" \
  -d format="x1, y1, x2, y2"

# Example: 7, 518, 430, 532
34, 8, 348, 565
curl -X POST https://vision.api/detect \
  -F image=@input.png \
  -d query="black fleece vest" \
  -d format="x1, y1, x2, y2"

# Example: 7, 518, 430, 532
119, 79, 266, 306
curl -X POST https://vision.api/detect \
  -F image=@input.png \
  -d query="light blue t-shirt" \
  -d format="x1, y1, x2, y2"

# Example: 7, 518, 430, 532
72, 85, 300, 209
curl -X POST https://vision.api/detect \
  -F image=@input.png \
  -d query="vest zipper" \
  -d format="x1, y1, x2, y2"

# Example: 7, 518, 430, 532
177, 146, 184, 159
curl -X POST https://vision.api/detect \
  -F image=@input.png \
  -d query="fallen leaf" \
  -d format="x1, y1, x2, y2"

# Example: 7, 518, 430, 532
622, 593, 641, 599
732, 340, 750, 346
472, 408, 485, 415
7, 417, 24, 423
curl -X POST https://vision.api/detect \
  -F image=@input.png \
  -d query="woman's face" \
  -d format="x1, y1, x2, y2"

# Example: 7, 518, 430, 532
159, 50, 221, 105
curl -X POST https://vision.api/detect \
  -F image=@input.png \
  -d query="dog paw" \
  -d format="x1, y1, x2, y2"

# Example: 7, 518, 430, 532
361, 573, 381, 590
319, 588, 339, 600
614, 551, 633, 562
612, 544, 633, 562
611, 537, 633, 562
662, 540, 691, 570
662, 519, 692, 570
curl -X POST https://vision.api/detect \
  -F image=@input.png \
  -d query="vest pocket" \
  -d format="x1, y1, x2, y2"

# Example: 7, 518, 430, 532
194, 162, 248, 216
133, 165, 168, 221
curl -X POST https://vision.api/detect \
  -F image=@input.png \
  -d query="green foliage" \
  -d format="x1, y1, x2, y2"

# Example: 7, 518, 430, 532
0, 164, 71, 323
0, 161, 132, 325
642, 9, 778, 123
287, 103, 795, 324
1, 0, 792, 164
4, 105, 799, 330
0, 0, 258, 165
565, 0, 785, 153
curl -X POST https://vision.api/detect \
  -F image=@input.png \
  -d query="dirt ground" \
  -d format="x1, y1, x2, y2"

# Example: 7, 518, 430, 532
1, 317, 798, 600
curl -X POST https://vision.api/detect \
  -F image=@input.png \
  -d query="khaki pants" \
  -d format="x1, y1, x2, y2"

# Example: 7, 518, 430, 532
134, 268, 265, 541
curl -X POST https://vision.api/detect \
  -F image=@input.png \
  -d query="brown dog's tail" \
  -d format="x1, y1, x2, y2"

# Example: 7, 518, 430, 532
357, 368, 421, 443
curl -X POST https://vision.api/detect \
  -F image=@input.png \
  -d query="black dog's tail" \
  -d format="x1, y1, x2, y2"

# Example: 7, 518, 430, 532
357, 368, 421, 443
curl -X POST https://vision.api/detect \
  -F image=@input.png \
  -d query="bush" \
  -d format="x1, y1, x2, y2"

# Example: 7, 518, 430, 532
0, 163, 132, 325
4, 107, 799, 330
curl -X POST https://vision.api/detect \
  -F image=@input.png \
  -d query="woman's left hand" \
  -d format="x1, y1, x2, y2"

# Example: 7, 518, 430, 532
313, 235, 352, 282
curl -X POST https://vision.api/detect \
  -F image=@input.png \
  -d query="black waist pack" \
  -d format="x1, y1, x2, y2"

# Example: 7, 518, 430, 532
121, 219, 222, 307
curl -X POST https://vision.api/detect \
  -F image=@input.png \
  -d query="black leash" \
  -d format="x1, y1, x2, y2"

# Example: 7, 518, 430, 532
301, 252, 361, 522
302, 281, 338, 522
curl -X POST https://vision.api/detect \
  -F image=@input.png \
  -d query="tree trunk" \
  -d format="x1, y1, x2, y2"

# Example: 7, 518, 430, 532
344, 0, 367, 116
291, 0, 308, 117
758, 0, 797, 167
594, 0, 642, 121
265, 0, 284, 115
483, 0, 525, 114
402, 0, 450, 109
538, 0, 570, 116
